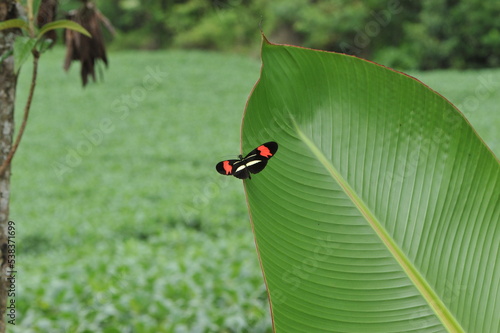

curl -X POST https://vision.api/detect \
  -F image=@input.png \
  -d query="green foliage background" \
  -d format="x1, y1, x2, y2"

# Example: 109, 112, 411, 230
12, 48, 271, 332
10, 47, 499, 331
55, 0, 500, 70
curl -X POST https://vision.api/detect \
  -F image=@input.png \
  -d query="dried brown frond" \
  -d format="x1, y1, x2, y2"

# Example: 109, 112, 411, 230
64, 1, 115, 86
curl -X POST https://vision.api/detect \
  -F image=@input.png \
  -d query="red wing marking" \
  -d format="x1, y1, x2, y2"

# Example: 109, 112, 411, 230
257, 145, 273, 158
223, 161, 232, 174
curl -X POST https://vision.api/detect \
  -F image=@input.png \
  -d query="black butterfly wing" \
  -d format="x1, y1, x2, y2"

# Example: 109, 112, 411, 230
243, 142, 278, 175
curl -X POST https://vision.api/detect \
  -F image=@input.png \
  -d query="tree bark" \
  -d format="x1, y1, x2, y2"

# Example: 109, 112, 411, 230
0, 1, 19, 331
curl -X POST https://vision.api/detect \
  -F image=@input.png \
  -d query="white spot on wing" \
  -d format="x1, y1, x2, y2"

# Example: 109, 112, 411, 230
245, 160, 262, 167
235, 165, 247, 173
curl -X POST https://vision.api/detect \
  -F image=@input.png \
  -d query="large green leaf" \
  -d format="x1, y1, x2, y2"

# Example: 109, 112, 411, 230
241, 37, 499, 332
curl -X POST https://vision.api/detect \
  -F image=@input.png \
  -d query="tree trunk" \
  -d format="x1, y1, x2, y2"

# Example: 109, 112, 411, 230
0, 1, 19, 331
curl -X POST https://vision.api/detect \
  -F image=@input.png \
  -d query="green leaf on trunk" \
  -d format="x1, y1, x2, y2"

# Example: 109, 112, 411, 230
0, 18, 29, 32
14, 36, 36, 73
38, 19, 91, 39
242, 37, 499, 333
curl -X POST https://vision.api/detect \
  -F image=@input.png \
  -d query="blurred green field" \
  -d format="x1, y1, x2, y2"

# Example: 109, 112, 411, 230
10, 48, 499, 332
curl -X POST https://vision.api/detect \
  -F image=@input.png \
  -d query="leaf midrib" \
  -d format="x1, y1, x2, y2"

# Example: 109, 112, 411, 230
291, 116, 464, 333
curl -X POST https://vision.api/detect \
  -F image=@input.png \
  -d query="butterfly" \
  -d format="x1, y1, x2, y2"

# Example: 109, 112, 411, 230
216, 142, 278, 179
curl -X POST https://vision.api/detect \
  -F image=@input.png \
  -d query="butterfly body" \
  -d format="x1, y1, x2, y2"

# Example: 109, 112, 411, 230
216, 142, 278, 179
